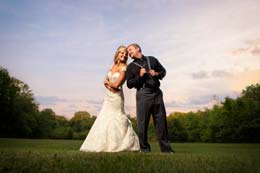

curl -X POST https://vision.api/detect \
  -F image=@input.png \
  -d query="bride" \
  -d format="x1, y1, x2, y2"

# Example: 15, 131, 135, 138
80, 46, 140, 152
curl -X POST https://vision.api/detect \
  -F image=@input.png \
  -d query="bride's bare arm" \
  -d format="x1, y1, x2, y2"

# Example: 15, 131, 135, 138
104, 76, 120, 93
108, 71, 126, 89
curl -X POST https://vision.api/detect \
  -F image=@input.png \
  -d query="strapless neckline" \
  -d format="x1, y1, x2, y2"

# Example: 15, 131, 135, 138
109, 71, 120, 76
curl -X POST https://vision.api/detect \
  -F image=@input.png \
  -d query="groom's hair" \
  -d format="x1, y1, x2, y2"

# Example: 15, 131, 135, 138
128, 43, 142, 52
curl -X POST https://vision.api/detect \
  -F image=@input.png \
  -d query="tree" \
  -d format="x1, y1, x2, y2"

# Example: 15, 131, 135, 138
70, 111, 95, 139
50, 115, 73, 139
36, 109, 56, 138
0, 67, 39, 138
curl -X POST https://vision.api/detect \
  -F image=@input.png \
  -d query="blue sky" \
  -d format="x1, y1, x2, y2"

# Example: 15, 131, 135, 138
1, 0, 260, 119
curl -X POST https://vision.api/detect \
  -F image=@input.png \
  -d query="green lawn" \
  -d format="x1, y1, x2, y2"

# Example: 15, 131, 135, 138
0, 138, 260, 173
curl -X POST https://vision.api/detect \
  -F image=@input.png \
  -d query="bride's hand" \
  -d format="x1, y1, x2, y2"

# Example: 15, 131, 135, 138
106, 85, 120, 93
104, 79, 109, 86
104, 78, 120, 93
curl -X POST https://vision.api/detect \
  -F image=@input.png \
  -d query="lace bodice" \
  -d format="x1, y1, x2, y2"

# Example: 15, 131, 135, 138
107, 71, 120, 83
107, 65, 127, 87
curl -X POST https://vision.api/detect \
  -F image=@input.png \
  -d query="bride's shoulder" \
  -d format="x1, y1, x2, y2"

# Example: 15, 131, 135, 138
109, 64, 115, 71
120, 65, 127, 72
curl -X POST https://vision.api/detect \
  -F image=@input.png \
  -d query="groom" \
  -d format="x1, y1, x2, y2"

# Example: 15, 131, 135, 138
126, 43, 174, 153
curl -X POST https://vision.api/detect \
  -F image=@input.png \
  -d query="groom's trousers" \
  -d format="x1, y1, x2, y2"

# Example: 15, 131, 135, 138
136, 87, 173, 152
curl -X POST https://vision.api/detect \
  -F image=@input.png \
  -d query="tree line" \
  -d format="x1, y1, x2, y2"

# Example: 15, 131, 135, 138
1, 66, 259, 142
166, 88, 260, 142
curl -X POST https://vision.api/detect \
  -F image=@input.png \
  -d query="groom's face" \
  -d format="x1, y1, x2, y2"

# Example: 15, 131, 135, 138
127, 46, 139, 59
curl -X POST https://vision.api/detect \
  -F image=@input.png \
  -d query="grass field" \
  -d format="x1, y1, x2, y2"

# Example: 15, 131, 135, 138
0, 138, 260, 173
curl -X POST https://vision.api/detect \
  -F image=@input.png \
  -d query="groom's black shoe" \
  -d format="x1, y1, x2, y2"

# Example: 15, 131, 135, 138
162, 149, 175, 154
140, 149, 151, 153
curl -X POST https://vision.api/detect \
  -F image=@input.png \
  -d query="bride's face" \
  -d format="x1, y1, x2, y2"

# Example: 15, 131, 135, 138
117, 49, 127, 62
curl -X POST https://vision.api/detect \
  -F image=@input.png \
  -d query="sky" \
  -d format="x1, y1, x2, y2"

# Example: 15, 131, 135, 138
1, 0, 260, 119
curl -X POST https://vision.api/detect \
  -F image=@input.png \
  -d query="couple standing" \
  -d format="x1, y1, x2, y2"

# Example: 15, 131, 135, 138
80, 44, 174, 153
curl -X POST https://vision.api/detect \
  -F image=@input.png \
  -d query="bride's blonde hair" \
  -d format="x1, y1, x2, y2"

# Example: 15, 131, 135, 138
114, 46, 128, 68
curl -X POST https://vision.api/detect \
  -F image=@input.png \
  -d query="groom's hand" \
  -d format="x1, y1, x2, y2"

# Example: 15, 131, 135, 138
140, 68, 147, 77
149, 69, 159, 77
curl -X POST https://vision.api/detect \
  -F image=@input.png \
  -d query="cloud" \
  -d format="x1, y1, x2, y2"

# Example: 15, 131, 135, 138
36, 95, 103, 119
35, 94, 137, 118
165, 91, 240, 110
231, 39, 260, 58
165, 95, 212, 108
191, 71, 209, 79
191, 70, 233, 79
211, 70, 233, 78
35, 96, 68, 106
244, 38, 260, 45
165, 68, 260, 113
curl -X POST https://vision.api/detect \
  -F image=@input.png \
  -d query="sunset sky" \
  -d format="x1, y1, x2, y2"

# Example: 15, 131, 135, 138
1, 0, 260, 119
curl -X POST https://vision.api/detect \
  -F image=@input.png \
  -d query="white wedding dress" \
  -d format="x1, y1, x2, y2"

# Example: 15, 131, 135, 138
80, 66, 140, 152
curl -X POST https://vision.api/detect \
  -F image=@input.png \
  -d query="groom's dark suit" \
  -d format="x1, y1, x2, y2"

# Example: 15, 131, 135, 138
126, 55, 173, 152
